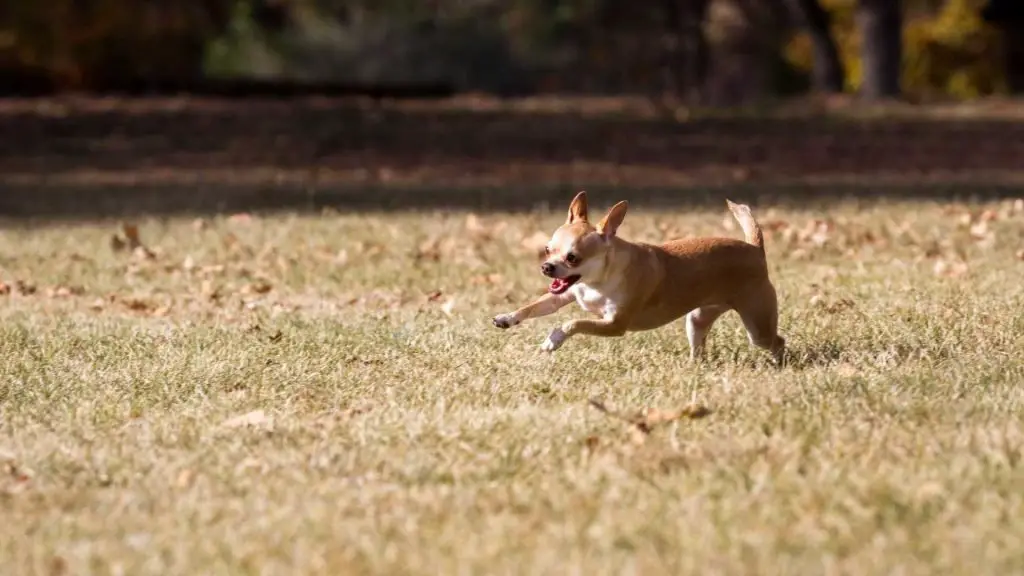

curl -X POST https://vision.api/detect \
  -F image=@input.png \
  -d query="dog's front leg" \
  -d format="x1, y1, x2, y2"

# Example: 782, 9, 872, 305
492, 292, 573, 329
541, 316, 629, 352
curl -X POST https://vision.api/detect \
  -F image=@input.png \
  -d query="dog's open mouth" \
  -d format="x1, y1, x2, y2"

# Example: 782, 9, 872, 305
549, 275, 581, 295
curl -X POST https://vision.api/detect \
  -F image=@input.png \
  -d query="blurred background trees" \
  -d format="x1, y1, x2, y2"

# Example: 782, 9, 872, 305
0, 0, 1018, 103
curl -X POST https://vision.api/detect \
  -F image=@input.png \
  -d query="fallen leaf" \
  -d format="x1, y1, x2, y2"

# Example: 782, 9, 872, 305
969, 220, 991, 240
0, 282, 9, 296
441, 298, 457, 316
124, 298, 152, 312
49, 556, 68, 576
201, 280, 222, 302
132, 245, 157, 260
175, 469, 194, 488
934, 259, 969, 278
110, 234, 127, 252
45, 285, 84, 298
588, 397, 710, 441
220, 410, 272, 429
247, 280, 273, 295
268, 330, 283, 343
426, 290, 444, 302
415, 238, 442, 262
122, 223, 142, 248
14, 280, 36, 295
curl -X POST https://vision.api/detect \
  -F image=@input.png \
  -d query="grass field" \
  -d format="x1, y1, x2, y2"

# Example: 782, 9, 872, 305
3, 195, 1024, 575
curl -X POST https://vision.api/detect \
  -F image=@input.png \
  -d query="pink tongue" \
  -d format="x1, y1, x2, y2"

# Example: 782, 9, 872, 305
550, 279, 566, 292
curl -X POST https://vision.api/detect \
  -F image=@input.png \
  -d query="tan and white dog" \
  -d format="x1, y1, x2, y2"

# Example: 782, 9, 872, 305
492, 191, 785, 363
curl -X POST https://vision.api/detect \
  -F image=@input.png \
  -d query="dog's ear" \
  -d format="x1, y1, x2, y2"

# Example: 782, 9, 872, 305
566, 191, 589, 224
598, 201, 628, 238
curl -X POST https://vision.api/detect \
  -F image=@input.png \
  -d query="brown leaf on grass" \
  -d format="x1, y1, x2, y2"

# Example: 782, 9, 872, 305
934, 258, 969, 278
123, 223, 142, 248
201, 280, 222, 302
802, 219, 833, 247
222, 232, 240, 250
14, 280, 36, 295
45, 285, 85, 298
588, 397, 711, 443
242, 280, 273, 295
441, 298, 457, 316
123, 298, 152, 313
114, 223, 157, 259
220, 410, 273, 429
415, 238, 442, 262
175, 469, 194, 489
0, 282, 9, 296
426, 290, 444, 302
268, 330, 283, 343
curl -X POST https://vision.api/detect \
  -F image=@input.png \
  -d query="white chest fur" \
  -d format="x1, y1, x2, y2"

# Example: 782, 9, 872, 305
571, 282, 619, 319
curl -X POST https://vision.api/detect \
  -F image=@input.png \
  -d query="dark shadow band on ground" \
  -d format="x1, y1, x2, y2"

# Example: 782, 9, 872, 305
2, 181, 1022, 222
4, 97, 1024, 221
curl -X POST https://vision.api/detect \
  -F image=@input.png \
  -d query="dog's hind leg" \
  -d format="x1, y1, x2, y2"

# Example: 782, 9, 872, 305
686, 305, 729, 360
734, 284, 785, 366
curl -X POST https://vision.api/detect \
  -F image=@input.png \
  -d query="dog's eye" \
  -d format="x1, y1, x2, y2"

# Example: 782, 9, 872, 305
566, 252, 579, 264
544, 246, 551, 256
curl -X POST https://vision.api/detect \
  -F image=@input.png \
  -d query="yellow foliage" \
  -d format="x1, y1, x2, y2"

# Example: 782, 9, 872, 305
783, 0, 1006, 98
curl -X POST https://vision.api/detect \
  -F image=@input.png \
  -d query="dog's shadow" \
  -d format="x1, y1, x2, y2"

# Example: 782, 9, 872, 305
781, 340, 845, 370
700, 339, 844, 371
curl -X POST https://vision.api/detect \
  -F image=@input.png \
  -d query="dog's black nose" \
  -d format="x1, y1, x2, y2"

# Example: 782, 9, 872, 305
541, 262, 556, 277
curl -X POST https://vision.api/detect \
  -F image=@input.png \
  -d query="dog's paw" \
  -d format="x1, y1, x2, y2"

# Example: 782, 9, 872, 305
540, 327, 567, 352
492, 313, 519, 329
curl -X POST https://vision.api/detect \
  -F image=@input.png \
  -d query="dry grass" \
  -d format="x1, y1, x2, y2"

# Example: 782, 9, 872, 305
3, 196, 1024, 575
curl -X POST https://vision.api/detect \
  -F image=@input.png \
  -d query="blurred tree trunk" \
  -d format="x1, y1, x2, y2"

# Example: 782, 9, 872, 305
982, 0, 1024, 94
788, 0, 844, 92
857, 0, 902, 99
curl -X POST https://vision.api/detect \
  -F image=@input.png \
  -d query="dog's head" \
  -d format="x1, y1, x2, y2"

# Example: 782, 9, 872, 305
541, 191, 628, 294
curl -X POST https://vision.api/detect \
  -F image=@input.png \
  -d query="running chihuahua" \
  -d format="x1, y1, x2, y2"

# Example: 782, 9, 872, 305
492, 191, 785, 364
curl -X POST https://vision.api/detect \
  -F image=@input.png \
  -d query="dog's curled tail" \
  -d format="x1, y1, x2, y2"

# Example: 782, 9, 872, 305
726, 200, 764, 256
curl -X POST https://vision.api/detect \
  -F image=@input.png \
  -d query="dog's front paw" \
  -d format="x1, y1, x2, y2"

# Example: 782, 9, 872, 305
492, 313, 519, 330
540, 327, 567, 352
